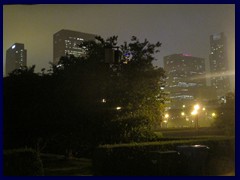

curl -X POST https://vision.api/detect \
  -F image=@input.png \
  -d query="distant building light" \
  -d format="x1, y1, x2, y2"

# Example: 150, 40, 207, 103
102, 99, 106, 103
160, 87, 164, 90
12, 45, 16, 49
56, 64, 63, 68
123, 60, 128, 64
116, 106, 122, 110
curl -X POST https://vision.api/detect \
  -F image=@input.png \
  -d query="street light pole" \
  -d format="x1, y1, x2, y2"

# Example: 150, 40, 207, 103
196, 113, 199, 135
192, 104, 200, 135
163, 113, 169, 128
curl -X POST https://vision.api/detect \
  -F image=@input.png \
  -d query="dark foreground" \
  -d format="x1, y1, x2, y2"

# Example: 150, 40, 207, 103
41, 152, 234, 176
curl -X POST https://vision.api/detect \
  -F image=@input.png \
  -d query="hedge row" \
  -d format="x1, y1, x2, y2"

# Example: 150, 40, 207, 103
4, 148, 44, 176
93, 136, 235, 175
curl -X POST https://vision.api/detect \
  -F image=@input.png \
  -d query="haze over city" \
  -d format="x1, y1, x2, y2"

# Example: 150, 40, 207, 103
3, 4, 235, 176
3, 4, 235, 90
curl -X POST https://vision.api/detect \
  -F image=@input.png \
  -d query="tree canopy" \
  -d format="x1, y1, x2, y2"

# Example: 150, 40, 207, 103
4, 36, 166, 156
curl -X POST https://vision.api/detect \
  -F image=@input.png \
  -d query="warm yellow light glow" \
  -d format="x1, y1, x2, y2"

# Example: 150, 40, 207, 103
181, 112, 185, 116
165, 114, 169, 118
102, 99, 106, 103
191, 110, 198, 115
202, 107, 206, 111
212, 113, 216, 117
163, 120, 168, 123
194, 104, 200, 110
182, 105, 186, 108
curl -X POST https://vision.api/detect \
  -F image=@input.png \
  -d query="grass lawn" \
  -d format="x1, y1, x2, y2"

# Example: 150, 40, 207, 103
155, 127, 224, 138
41, 154, 93, 176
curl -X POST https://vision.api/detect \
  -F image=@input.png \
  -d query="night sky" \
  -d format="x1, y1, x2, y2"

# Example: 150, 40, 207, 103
3, 4, 235, 90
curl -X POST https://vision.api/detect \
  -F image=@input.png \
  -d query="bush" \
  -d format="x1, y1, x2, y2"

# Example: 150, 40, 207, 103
99, 115, 158, 145
4, 148, 44, 176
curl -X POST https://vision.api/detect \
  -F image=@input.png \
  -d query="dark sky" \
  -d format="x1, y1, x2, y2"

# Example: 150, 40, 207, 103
3, 4, 235, 89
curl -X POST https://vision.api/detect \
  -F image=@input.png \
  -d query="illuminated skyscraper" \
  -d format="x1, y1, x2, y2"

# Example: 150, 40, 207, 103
163, 54, 215, 108
209, 32, 230, 97
164, 54, 206, 89
53, 29, 96, 64
6, 43, 27, 76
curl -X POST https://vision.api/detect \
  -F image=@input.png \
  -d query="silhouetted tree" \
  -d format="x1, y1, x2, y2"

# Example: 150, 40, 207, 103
213, 92, 235, 136
4, 36, 167, 156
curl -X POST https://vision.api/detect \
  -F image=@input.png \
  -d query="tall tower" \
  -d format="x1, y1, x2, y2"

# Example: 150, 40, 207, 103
53, 29, 96, 65
209, 32, 230, 97
6, 43, 27, 76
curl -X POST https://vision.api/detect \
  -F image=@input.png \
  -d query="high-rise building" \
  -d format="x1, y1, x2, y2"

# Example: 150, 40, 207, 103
53, 29, 96, 64
209, 32, 230, 97
164, 54, 214, 108
164, 54, 206, 89
6, 43, 27, 75
163, 54, 218, 128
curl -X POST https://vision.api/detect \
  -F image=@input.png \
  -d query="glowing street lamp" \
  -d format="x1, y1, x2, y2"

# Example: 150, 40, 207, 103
192, 104, 200, 133
194, 104, 200, 111
165, 114, 169, 119
181, 112, 185, 116
163, 113, 169, 128
191, 110, 198, 116
211, 113, 216, 118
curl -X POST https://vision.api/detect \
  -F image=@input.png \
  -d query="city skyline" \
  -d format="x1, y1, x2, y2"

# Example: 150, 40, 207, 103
3, 4, 235, 90
3, 4, 235, 176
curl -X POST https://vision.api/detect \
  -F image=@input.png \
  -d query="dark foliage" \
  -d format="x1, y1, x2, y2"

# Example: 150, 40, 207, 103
213, 92, 235, 135
4, 36, 166, 156
4, 148, 44, 176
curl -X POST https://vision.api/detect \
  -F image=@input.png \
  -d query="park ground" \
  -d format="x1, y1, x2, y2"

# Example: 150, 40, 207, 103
41, 127, 235, 176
